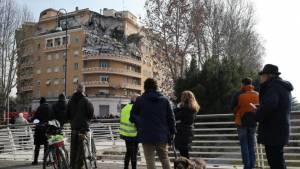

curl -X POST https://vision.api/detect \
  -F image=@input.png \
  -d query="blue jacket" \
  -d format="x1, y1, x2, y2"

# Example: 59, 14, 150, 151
130, 90, 176, 144
256, 77, 293, 146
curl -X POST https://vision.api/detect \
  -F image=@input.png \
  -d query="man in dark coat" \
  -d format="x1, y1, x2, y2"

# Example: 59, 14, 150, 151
67, 83, 94, 169
130, 78, 176, 169
256, 64, 294, 169
53, 94, 67, 128
32, 97, 53, 165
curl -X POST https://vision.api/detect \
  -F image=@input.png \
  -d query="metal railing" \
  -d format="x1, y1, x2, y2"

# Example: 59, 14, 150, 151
0, 111, 299, 169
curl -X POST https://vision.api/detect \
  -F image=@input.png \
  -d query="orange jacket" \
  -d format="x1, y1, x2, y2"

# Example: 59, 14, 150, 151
232, 85, 259, 126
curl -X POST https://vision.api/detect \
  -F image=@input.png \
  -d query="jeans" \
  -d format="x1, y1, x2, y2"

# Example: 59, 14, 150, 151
238, 127, 256, 169
142, 143, 171, 169
265, 145, 286, 169
124, 140, 138, 169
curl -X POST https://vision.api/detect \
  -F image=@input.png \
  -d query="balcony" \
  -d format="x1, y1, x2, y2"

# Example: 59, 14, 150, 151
20, 62, 34, 69
122, 83, 142, 91
83, 67, 141, 78
20, 86, 33, 92
83, 81, 110, 88
83, 81, 141, 91
43, 45, 70, 53
19, 74, 33, 80
83, 53, 142, 66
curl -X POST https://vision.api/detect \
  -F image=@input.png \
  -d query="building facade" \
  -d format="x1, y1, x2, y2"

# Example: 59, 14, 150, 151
16, 8, 174, 117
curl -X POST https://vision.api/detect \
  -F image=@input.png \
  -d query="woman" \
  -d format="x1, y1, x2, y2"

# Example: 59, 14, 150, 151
174, 91, 200, 159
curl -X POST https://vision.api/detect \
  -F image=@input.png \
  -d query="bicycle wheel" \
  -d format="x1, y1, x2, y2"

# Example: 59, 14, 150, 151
91, 138, 97, 168
43, 148, 58, 169
57, 146, 70, 169
83, 139, 93, 169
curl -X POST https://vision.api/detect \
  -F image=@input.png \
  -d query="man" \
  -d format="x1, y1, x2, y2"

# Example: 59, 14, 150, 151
53, 93, 67, 128
32, 97, 53, 165
67, 83, 94, 169
256, 64, 293, 169
130, 78, 176, 169
120, 94, 139, 169
231, 78, 259, 169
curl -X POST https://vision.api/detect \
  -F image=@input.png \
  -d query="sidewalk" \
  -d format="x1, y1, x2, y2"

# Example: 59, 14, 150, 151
0, 160, 149, 169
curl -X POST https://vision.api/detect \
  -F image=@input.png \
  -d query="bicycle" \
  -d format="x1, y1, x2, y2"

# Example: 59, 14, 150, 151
42, 120, 70, 169
79, 129, 97, 169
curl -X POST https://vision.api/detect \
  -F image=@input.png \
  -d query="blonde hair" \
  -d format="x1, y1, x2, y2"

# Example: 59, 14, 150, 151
180, 91, 200, 113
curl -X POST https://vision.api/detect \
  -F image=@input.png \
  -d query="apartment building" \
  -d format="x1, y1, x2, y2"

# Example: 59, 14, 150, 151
16, 7, 174, 117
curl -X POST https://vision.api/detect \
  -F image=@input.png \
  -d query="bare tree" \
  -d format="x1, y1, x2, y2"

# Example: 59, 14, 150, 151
190, 0, 264, 70
0, 0, 33, 119
145, 0, 193, 81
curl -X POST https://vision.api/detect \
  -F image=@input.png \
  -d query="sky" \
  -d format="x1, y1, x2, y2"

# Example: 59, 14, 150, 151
14, 0, 300, 101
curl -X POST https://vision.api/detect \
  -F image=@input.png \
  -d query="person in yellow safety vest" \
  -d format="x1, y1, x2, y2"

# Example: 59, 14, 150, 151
120, 94, 139, 169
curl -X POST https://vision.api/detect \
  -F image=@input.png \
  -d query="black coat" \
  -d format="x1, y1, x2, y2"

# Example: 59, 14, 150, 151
33, 103, 53, 145
256, 77, 293, 146
67, 92, 94, 131
130, 90, 176, 144
53, 100, 67, 126
174, 106, 197, 148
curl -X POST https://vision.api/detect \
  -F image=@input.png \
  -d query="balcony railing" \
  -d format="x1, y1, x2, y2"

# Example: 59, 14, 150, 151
83, 67, 141, 78
83, 81, 141, 91
20, 86, 33, 92
83, 52, 142, 66
20, 62, 34, 69
121, 83, 142, 91
19, 74, 33, 80
83, 81, 110, 88
43, 44, 70, 52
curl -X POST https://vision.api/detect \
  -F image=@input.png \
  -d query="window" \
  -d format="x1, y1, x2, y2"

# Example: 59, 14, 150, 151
74, 37, 80, 44
54, 38, 61, 46
47, 54, 52, 60
100, 76, 109, 82
54, 66, 60, 72
99, 61, 109, 68
62, 36, 69, 45
36, 80, 41, 86
37, 55, 40, 61
35, 90, 40, 98
74, 50, 79, 57
74, 63, 79, 70
54, 79, 59, 85
46, 79, 51, 85
55, 54, 60, 59
47, 67, 52, 73
36, 69, 41, 74
73, 77, 79, 83
99, 105, 109, 117
46, 39, 53, 48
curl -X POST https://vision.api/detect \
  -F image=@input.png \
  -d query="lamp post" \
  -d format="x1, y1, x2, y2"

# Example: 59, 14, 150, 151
56, 8, 68, 96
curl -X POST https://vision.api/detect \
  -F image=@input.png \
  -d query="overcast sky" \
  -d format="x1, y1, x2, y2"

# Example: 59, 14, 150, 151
15, 0, 300, 101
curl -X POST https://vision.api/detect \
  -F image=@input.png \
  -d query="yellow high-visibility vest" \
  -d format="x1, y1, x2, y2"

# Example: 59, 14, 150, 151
119, 104, 137, 137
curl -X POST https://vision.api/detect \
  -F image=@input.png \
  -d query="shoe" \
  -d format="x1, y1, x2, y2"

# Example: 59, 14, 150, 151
32, 161, 38, 165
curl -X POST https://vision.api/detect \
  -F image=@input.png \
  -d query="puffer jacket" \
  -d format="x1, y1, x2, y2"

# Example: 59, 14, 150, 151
256, 77, 293, 146
67, 92, 94, 131
130, 90, 176, 144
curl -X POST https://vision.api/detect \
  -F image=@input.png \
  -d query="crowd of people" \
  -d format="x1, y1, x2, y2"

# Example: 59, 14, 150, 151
31, 84, 94, 169
120, 64, 293, 169
28, 63, 292, 169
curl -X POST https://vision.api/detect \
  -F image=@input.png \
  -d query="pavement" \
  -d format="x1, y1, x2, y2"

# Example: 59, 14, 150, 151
0, 160, 148, 169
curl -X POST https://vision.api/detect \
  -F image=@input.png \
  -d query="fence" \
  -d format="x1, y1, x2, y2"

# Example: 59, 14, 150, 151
0, 112, 299, 169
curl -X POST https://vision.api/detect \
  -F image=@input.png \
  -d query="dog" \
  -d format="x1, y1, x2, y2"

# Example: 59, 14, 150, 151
174, 157, 206, 169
